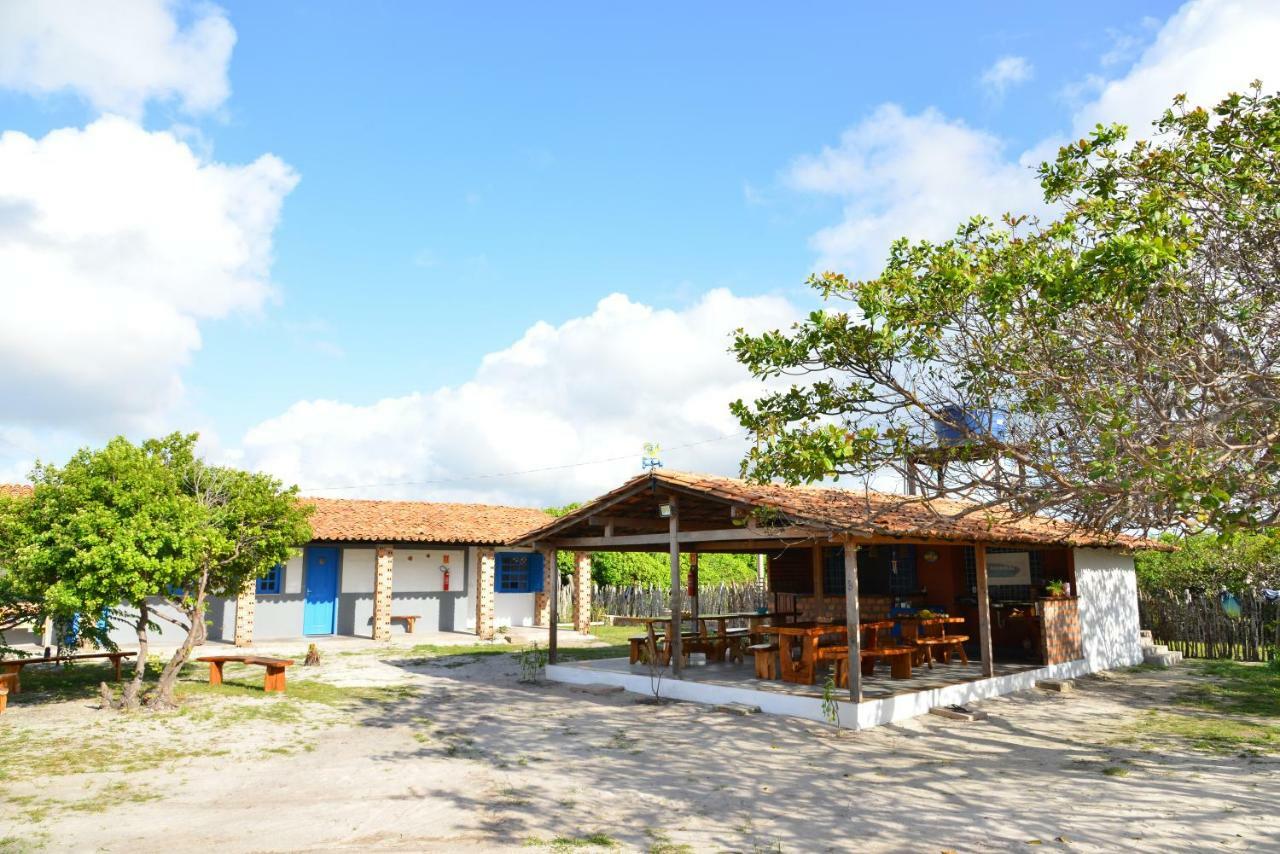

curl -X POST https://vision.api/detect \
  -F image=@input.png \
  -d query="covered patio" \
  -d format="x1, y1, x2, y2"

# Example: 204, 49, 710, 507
516, 470, 1150, 728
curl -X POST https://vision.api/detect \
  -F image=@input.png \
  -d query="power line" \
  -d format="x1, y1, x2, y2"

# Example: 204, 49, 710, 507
299, 431, 748, 493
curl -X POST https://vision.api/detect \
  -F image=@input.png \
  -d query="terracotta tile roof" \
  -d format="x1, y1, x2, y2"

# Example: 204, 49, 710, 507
303, 496, 553, 545
0, 484, 32, 498
522, 470, 1168, 552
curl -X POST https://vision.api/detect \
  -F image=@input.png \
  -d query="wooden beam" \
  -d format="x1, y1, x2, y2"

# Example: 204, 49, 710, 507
974, 543, 994, 677
548, 546, 559, 664
843, 542, 861, 703
668, 496, 682, 678
587, 515, 667, 533
548, 525, 826, 549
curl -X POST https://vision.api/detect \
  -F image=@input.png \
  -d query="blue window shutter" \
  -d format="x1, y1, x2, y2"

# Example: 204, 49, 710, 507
528, 552, 544, 593
494, 555, 504, 592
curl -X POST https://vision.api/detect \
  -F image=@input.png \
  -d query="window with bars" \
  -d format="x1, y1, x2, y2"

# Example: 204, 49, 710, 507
821, 545, 918, 597
256, 564, 283, 595
495, 552, 544, 593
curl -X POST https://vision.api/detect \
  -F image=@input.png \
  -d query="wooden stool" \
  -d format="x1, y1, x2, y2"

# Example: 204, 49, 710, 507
748, 643, 779, 679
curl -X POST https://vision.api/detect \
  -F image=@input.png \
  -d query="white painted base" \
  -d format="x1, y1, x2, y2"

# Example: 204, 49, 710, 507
546, 658, 1095, 730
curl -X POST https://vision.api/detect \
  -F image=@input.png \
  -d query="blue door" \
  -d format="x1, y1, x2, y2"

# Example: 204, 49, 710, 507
303, 547, 339, 635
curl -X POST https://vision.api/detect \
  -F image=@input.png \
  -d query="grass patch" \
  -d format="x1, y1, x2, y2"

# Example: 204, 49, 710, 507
1115, 661, 1280, 754
1178, 660, 1280, 718
526, 834, 618, 850
1101, 766, 1129, 777
1127, 709, 1279, 754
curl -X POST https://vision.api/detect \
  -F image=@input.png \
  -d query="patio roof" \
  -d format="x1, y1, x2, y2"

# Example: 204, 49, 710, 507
516, 470, 1166, 552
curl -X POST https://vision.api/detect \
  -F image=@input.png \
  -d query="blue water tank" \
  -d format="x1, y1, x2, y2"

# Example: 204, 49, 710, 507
932, 405, 1008, 445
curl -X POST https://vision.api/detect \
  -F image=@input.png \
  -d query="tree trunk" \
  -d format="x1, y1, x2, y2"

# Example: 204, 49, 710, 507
120, 600, 149, 710
149, 583, 207, 710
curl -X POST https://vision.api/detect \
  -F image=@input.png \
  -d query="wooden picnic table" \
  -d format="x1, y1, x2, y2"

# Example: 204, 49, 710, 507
759, 622, 850, 685
634, 612, 798, 665
897, 616, 969, 667
0, 650, 137, 695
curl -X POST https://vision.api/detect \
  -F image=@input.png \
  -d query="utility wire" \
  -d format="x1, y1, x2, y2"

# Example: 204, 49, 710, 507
299, 431, 748, 493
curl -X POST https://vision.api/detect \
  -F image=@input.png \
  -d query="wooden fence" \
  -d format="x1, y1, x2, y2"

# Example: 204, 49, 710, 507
557, 582, 763, 619
1139, 590, 1280, 662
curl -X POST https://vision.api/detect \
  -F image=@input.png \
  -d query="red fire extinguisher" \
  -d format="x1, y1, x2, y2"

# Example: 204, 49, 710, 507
440, 566, 450, 591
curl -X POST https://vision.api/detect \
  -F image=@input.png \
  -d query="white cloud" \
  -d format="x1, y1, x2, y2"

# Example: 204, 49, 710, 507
0, 0, 234, 119
980, 56, 1034, 97
786, 105, 1048, 275
0, 116, 298, 427
1073, 0, 1280, 136
791, 0, 1280, 277
238, 289, 801, 506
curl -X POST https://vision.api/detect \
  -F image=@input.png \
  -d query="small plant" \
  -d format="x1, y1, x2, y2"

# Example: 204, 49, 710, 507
644, 633, 664, 701
820, 674, 840, 728
1045, 580, 1068, 597
304, 643, 321, 666
518, 642, 548, 683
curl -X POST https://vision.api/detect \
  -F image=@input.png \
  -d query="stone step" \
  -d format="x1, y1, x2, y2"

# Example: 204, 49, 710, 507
1143, 651, 1178, 667
1168, 650, 1184, 664
715, 702, 761, 716
1036, 679, 1074, 693
1143, 643, 1169, 655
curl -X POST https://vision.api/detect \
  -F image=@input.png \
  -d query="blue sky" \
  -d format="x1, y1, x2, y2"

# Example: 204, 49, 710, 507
0, 0, 1274, 504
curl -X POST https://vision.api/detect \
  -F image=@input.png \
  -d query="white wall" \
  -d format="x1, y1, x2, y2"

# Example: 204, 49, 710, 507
341, 548, 376, 593
1074, 548, 1144, 670
392, 549, 464, 593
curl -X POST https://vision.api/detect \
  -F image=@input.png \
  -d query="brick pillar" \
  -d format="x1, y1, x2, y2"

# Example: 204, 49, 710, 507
233, 578, 256, 647
534, 550, 553, 626
373, 546, 394, 642
475, 548, 496, 640
572, 551, 592, 633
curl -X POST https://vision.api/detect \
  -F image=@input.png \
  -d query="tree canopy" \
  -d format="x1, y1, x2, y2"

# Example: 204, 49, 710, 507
0, 433, 312, 708
732, 85, 1279, 536
1136, 531, 1280, 594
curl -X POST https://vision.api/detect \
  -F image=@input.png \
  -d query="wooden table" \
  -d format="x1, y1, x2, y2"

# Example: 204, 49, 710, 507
697, 611, 798, 657
0, 651, 137, 695
636, 612, 798, 665
897, 616, 969, 667
759, 622, 850, 685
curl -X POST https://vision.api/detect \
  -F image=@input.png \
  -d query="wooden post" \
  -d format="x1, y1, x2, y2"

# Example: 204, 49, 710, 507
843, 542, 861, 703
811, 544, 824, 616
975, 543, 994, 677
668, 496, 682, 678
548, 546, 559, 664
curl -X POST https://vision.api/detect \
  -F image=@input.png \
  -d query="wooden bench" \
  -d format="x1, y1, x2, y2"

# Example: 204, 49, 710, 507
391, 615, 420, 634
628, 634, 652, 664
0, 651, 137, 695
821, 644, 917, 685
0, 672, 15, 713
747, 643, 779, 679
914, 635, 970, 668
197, 655, 295, 693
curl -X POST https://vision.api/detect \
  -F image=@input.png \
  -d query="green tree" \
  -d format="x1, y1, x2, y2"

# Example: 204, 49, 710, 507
150, 441, 313, 708
1136, 531, 1280, 594
732, 85, 1280, 536
0, 436, 200, 705
0, 434, 311, 709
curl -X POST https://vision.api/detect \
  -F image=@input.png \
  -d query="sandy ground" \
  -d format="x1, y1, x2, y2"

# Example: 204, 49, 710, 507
1, 639, 1275, 853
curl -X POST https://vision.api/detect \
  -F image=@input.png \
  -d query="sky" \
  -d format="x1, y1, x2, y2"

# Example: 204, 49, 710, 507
1, 0, 1278, 507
